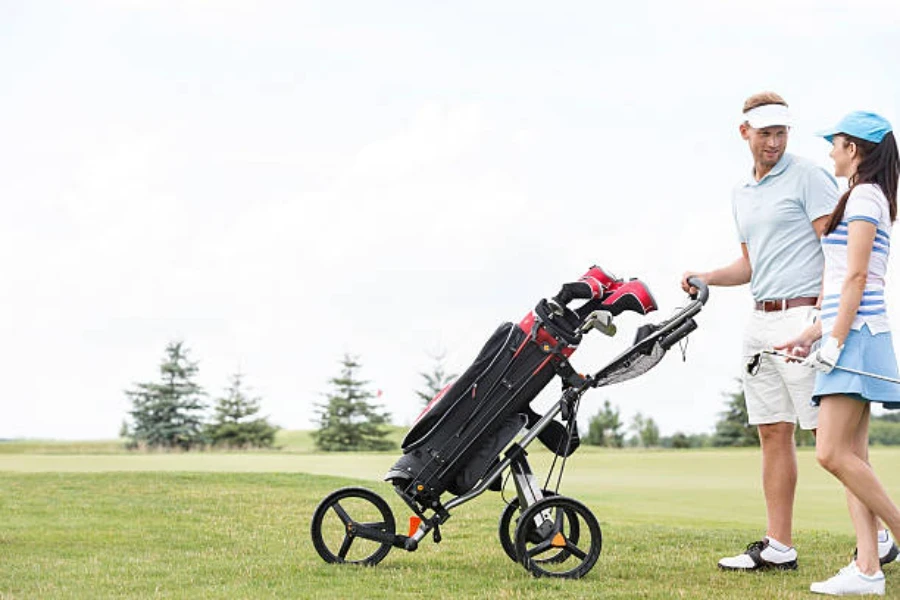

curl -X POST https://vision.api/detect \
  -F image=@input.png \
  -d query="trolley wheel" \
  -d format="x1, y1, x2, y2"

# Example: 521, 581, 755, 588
310, 487, 396, 566
513, 496, 601, 579
498, 490, 580, 563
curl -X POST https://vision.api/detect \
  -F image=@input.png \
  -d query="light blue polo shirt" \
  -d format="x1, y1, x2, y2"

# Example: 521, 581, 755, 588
732, 153, 838, 301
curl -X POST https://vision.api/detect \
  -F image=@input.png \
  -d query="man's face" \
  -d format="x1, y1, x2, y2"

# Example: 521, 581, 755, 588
740, 124, 789, 169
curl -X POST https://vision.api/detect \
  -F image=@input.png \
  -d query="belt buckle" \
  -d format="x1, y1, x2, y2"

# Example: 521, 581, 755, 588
763, 299, 786, 311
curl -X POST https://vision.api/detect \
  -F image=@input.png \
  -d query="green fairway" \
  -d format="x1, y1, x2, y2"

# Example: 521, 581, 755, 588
2, 447, 900, 598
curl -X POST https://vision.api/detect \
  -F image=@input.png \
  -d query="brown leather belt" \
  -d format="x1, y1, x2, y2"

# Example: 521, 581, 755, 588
754, 297, 818, 312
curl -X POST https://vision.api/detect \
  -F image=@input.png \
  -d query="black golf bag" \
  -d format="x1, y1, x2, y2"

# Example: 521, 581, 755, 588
385, 266, 657, 508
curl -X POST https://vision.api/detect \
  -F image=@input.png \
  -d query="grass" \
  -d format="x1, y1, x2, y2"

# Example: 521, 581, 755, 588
0, 427, 409, 455
2, 446, 900, 598
0, 439, 127, 455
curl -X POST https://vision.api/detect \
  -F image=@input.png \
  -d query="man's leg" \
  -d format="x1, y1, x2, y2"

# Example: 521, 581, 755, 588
718, 312, 801, 571
717, 421, 799, 571
758, 421, 797, 546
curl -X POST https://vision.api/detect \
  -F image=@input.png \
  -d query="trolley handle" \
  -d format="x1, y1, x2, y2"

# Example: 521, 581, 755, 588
686, 277, 709, 305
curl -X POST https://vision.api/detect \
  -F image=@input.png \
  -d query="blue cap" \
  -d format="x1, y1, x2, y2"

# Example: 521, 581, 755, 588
816, 111, 893, 144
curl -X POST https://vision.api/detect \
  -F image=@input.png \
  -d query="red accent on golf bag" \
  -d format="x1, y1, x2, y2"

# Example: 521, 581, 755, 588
580, 265, 620, 298
599, 279, 657, 316
517, 311, 576, 359
552, 265, 623, 307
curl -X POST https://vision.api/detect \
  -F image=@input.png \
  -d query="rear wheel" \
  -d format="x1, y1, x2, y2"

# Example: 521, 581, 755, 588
498, 490, 581, 563
310, 487, 396, 566
513, 496, 601, 578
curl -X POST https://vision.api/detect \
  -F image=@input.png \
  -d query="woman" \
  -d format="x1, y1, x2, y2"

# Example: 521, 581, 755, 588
776, 111, 900, 596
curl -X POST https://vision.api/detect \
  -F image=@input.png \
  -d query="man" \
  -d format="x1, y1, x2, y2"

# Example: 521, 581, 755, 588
682, 91, 899, 571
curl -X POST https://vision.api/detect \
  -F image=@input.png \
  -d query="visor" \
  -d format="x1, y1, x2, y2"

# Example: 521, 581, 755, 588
742, 103, 792, 129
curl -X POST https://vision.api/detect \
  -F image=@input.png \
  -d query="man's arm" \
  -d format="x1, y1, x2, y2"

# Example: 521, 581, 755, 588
681, 244, 751, 292
811, 215, 831, 238
810, 216, 832, 307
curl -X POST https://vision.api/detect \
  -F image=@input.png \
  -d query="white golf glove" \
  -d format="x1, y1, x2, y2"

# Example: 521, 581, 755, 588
802, 336, 842, 374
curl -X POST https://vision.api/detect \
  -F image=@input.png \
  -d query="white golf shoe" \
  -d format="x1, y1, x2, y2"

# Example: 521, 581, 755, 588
717, 538, 798, 571
810, 562, 885, 596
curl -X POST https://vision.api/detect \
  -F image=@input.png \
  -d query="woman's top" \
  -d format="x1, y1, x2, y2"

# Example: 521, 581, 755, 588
820, 183, 892, 335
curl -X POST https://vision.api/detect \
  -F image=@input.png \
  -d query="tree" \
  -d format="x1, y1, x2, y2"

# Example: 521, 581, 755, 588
415, 350, 457, 406
712, 379, 759, 447
206, 373, 280, 449
125, 341, 207, 450
660, 432, 710, 448
875, 412, 900, 423
312, 354, 395, 452
670, 432, 691, 449
630, 412, 660, 447
870, 419, 900, 445
585, 400, 624, 448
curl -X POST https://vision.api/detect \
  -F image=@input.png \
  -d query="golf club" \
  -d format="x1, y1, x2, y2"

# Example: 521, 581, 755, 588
746, 349, 900, 385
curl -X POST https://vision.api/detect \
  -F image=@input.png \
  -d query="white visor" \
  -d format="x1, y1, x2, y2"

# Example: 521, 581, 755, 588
742, 103, 792, 128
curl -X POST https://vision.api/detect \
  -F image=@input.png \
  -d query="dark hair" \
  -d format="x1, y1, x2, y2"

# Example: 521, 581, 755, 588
825, 131, 900, 235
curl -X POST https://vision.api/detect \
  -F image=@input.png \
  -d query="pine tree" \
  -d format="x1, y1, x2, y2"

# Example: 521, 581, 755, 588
712, 378, 759, 447
206, 372, 279, 449
126, 341, 207, 450
415, 350, 457, 406
312, 354, 395, 452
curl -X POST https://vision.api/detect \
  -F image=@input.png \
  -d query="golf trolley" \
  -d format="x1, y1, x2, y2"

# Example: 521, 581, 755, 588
310, 268, 710, 578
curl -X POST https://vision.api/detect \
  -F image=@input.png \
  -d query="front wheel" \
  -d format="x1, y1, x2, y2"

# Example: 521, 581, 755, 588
513, 496, 601, 579
310, 487, 396, 566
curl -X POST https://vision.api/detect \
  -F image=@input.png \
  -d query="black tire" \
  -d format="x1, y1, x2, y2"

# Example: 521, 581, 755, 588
513, 496, 601, 579
498, 490, 580, 563
310, 487, 396, 566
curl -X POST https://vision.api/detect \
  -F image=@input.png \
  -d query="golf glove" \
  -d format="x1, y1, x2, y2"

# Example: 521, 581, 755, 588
802, 336, 842, 374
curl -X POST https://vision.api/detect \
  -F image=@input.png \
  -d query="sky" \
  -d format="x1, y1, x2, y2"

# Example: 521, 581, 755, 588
2, 0, 900, 440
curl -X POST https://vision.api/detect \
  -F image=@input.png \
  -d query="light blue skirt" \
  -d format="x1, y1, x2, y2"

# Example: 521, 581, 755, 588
812, 325, 900, 409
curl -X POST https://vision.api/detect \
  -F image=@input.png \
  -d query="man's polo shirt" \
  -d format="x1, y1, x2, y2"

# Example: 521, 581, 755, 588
732, 153, 838, 302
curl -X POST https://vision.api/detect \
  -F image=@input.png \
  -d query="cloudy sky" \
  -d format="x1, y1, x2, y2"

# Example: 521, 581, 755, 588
2, 0, 899, 440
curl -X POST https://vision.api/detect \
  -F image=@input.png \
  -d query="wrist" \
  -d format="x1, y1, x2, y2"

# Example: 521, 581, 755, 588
824, 335, 844, 349
821, 336, 843, 362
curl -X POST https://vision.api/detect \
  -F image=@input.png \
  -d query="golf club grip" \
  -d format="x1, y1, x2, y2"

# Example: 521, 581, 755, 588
687, 277, 709, 304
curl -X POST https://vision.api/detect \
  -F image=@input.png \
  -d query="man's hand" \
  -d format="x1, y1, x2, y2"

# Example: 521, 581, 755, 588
773, 323, 822, 361
802, 336, 843, 373
681, 272, 707, 295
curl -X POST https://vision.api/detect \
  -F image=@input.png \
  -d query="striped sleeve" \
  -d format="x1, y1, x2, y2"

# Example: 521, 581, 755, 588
845, 184, 884, 226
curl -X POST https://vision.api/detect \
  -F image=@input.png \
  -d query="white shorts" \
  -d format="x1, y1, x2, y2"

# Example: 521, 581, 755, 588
741, 305, 818, 430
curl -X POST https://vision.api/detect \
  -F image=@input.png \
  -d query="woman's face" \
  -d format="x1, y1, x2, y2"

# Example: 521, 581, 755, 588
829, 135, 859, 179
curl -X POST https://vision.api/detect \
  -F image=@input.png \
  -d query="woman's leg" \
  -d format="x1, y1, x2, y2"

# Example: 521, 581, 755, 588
841, 401, 879, 573
817, 394, 900, 566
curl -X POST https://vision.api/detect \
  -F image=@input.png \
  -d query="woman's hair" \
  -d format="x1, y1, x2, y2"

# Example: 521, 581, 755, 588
825, 131, 900, 235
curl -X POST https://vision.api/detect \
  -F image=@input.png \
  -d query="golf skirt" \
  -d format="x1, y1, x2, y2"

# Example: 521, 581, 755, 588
812, 324, 900, 409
